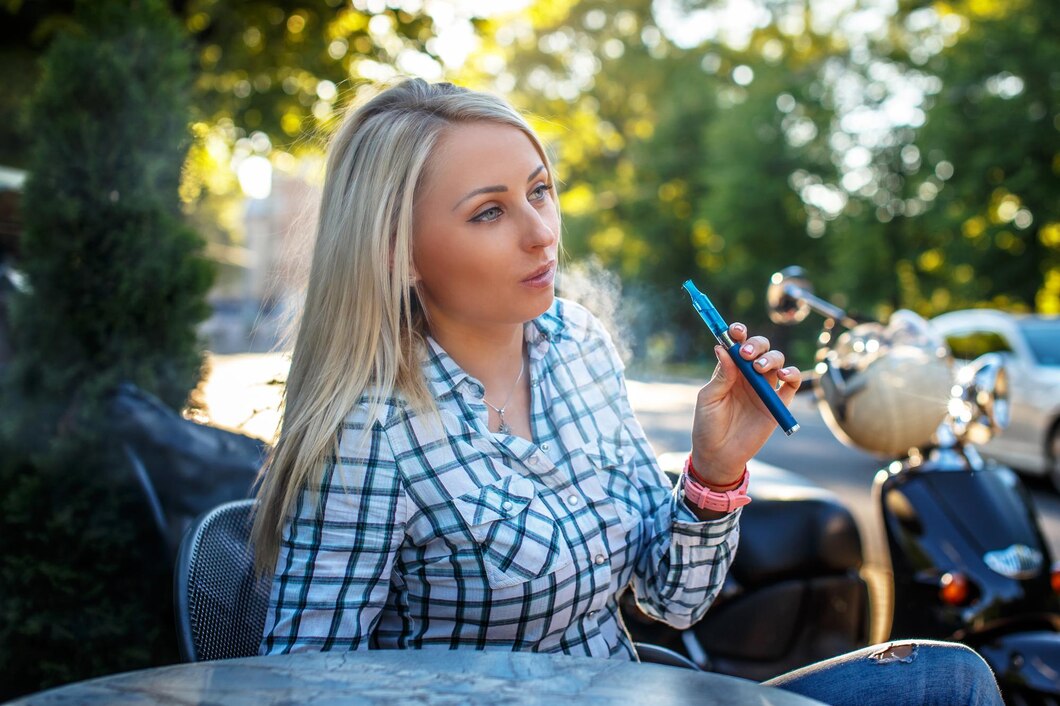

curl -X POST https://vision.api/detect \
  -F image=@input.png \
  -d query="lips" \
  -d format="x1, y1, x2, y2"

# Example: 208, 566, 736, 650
521, 261, 556, 288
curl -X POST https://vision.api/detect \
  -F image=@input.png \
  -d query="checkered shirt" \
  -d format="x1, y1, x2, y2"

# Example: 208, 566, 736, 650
261, 297, 741, 659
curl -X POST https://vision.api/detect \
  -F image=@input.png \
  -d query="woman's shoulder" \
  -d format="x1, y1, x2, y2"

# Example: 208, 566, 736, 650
340, 388, 408, 432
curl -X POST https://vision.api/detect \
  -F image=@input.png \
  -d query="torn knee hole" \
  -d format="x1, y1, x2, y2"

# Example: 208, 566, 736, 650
870, 643, 918, 664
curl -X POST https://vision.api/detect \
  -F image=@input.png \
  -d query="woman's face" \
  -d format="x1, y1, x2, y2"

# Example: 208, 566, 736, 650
411, 121, 560, 332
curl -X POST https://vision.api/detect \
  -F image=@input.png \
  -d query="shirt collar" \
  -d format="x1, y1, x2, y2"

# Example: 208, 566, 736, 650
526, 298, 566, 347
423, 337, 471, 400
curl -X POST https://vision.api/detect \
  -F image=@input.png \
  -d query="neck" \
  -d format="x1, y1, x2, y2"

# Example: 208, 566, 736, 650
428, 315, 526, 391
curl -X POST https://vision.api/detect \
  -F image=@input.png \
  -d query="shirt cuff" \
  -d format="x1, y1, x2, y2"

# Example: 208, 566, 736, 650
672, 489, 742, 546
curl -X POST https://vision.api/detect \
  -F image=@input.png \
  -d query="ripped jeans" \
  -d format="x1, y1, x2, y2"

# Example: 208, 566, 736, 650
763, 640, 1005, 706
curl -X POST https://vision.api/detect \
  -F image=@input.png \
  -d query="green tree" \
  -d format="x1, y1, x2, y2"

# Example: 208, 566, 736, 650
0, 0, 213, 696
0, 1, 448, 168
1, 1, 459, 331
489, 0, 842, 362
900, 0, 1060, 314
816, 0, 1060, 317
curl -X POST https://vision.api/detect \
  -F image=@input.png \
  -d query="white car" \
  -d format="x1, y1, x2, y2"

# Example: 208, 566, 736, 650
931, 310, 1060, 488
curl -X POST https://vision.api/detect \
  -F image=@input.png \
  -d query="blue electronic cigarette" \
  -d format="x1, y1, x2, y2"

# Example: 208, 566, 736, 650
683, 280, 800, 436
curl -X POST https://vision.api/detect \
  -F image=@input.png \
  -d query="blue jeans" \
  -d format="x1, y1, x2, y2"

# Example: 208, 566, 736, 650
763, 640, 1004, 705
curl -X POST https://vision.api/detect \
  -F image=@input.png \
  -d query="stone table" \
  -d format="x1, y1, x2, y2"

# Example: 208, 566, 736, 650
12, 649, 826, 705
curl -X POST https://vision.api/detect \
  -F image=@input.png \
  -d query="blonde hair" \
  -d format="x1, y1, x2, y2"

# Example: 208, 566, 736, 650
251, 79, 556, 571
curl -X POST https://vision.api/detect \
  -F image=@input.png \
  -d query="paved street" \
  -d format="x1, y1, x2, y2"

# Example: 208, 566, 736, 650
625, 375, 1060, 567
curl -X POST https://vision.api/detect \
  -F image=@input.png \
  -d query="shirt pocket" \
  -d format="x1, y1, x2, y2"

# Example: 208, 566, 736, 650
452, 475, 573, 590
584, 439, 643, 534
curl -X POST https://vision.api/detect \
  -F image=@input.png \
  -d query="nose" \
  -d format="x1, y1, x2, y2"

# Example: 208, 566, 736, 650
520, 202, 559, 250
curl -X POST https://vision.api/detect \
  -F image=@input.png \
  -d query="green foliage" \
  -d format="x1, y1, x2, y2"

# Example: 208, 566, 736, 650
0, 424, 174, 699
0, 0, 212, 696
498, 0, 1058, 366
498, 0, 839, 365
696, 54, 835, 322
185, 0, 441, 143
895, 0, 1060, 314
10, 0, 213, 411
0, 1, 449, 167
4, 0, 1057, 336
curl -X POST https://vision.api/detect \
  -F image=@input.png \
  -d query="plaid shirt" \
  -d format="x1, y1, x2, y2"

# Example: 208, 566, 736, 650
261, 298, 740, 659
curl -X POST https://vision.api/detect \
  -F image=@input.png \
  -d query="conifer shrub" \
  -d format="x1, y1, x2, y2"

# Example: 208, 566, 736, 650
0, 0, 213, 697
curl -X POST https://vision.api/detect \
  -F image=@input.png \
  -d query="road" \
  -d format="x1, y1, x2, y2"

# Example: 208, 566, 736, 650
625, 375, 1060, 568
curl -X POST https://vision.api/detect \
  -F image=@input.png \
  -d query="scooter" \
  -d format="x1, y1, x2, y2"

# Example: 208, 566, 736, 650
765, 267, 1060, 702
624, 268, 1060, 702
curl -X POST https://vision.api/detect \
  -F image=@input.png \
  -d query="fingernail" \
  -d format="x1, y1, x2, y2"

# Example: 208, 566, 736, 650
742, 344, 754, 355
733, 323, 745, 333
781, 367, 795, 375
755, 358, 768, 368
714, 345, 724, 360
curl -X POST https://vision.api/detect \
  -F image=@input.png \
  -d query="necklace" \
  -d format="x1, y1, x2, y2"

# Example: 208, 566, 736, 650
482, 355, 526, 435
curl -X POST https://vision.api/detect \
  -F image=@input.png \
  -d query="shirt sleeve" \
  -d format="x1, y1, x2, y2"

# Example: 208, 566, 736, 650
617, 369, 741, 629
260, 414, 407, 654
587, 318, 740, 630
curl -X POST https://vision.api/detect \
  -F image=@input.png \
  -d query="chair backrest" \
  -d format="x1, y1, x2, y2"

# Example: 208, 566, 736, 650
174, 499, 271, 662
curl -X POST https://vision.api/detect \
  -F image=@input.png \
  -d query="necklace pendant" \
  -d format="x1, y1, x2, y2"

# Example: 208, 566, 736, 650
498, 419, 511, 435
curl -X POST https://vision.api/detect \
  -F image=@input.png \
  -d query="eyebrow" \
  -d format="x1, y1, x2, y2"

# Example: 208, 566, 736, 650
451, 164, 547, 211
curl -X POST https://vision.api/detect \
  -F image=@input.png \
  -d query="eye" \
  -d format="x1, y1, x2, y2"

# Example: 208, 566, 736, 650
471, 206, 503, 223
529, 182, 554, 202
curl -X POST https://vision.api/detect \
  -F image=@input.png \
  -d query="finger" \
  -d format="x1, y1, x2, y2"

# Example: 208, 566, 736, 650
738, 335, 770, 360
728, 322, 747, 343
776, 366, 802, 403
752, 350, 785, 373
699, 345, 739, 404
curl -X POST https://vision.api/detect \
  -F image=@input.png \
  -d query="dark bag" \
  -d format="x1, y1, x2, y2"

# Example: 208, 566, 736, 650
108, 382, 268, 557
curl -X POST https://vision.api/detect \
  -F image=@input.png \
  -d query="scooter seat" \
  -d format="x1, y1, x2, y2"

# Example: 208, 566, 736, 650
733, 459, 863, 586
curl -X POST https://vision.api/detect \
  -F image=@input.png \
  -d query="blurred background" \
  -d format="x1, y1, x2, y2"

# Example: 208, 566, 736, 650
0, 0, 1056, 698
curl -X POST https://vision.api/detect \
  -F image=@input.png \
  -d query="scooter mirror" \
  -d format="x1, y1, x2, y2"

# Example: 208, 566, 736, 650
767, 267, 814, 325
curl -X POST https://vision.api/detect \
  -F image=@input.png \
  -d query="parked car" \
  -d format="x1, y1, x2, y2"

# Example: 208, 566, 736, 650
931, 309, 1060, 488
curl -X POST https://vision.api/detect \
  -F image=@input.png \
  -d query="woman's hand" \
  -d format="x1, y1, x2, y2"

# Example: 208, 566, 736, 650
690, 323, 801, 488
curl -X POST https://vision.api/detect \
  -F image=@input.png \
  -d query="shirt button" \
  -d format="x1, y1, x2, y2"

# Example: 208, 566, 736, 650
541, 443, 551, 452
470, 383, 484, 399
501, 501, 513, 512
588, 610, 598, 618
594, 554, 607, 565
616, 450, 626, 461
527, 455, 539, 466
531, 377, 540, 387
566, 495, 579, 507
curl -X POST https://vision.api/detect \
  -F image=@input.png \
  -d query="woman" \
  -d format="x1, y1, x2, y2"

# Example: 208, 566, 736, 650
252, 79, 1001, 705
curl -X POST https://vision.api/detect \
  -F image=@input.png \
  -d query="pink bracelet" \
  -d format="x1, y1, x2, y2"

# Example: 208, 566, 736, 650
683, 457, 751, 513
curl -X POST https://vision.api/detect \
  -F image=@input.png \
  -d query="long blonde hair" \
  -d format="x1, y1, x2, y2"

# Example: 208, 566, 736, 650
251, 79, 555, 571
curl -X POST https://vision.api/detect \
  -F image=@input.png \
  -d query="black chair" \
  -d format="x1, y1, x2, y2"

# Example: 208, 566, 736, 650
174, 499, 270, 662
174, 499, 700, 669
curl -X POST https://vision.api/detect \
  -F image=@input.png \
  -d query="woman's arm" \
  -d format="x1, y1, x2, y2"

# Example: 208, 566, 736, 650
604, 322, 798, 629
613, 370, 742, 630
261, 418, 407, 654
